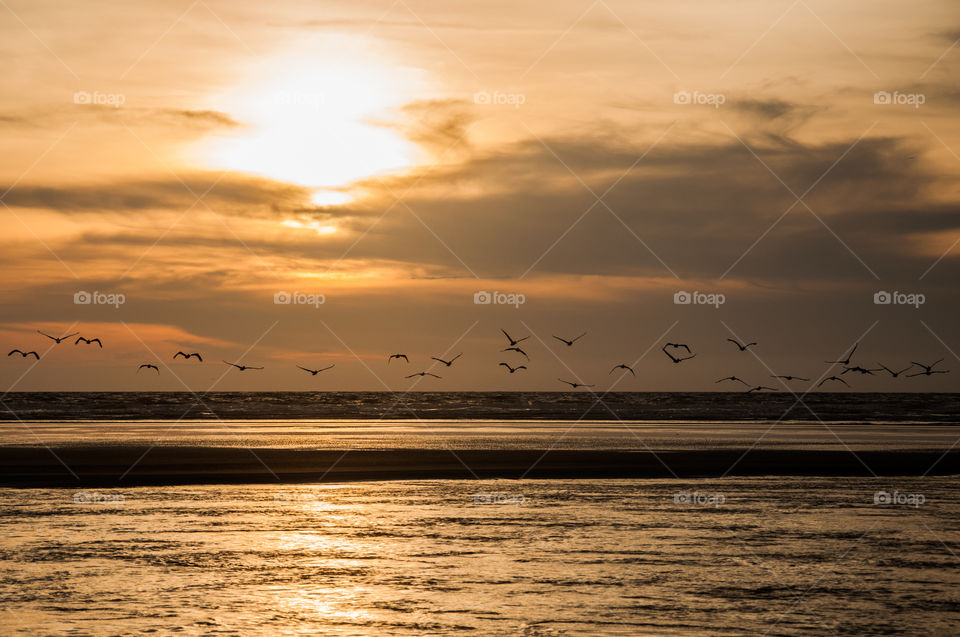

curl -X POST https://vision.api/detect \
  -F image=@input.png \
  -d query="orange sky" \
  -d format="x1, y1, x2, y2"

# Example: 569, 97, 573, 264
1, 0, 959, 391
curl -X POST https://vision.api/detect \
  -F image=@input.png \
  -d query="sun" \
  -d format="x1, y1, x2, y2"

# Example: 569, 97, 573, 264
198, 38, 424, 193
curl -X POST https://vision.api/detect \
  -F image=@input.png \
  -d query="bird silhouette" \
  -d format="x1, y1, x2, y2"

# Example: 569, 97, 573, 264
431, 353, 462, 367
662, 346, 696, 364
502, 346, 529, 360
7, 349, 39, 360
826, 343, 858, 365
558, 379, 594, 389
553, 332, 586, 347
75, 336, 102, 348
138, 364, 159, 374
716, 376, 749, 386
388, 354, 409, 364
173, 351, 203, 362
664, 342, 692, 353
907, 359, 949, 377
726, 338, 757, 352
500, 329, 529, 347
818, 376, 850, 388
499, 362, 527, 374
746, 385, 777, 393
877, 363, 912, 378
770, 375, 810, 382
298, 364, 335, 375
610, 364, 635, 376
223, 360, 263, 371
841, 365, 878, 376
37, 330, 77, 344
406, 371, 441, 379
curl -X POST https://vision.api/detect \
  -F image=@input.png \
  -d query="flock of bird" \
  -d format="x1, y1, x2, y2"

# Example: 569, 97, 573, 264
5, 328, 951, 390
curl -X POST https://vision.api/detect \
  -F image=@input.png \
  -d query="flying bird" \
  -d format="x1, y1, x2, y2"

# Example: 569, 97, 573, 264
841, 365, 878, 376
877, 363, 912, 378
406, 371, 441, 379
499, 362, 527, 374
818, 376, 850, 388
908, 359, 949, 377
388, 354, 409, 364
826, 343, 858, 365
431, 353, 462, 367
558, 379, 594, 389
610, 364, 635, 376
75, 336, 102, 348
297, 364, 335, 375
553, 332, 586, 347
173, 351, 203, 362
500, 329, 529, 347
502, 346, 529, 360
7, 349, 39, 360
726, 338, 757, 352
138, 364, 159, 374
664, 342, 692, 353
223, 360, 263, 371
746, 385, 777, 393
716, 376, 749, 386
770, 375, 810, 382
37, 330, 77, 344
662, 346, 696, 364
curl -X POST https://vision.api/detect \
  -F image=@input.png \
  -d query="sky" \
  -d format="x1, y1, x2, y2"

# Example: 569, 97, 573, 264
1, 0, 959, 391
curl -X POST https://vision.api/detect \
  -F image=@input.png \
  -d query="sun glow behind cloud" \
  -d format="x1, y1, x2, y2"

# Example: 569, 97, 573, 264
198, 37, 424, 191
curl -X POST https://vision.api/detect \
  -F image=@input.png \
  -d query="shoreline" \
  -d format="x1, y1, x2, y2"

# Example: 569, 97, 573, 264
2, 446, 957, 487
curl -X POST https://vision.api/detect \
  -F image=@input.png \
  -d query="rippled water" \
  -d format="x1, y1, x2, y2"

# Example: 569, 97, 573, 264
2, 477, 958, 635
